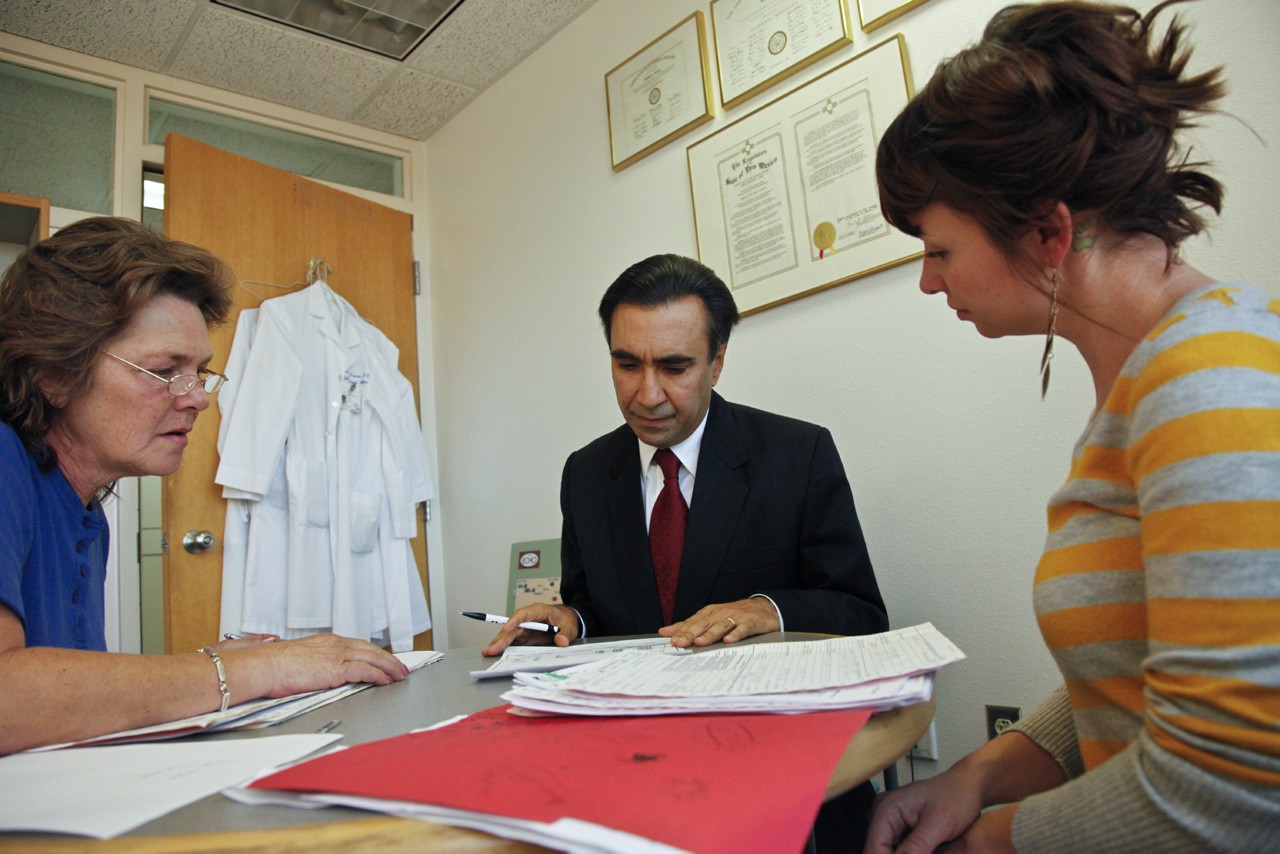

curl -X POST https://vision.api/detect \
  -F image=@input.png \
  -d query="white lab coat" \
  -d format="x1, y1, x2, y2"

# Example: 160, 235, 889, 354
216, 281, 433, 651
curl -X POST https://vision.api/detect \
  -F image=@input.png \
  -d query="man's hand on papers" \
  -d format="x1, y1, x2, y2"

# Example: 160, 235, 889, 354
482, 605, 580, 657
659, 597, 779, 648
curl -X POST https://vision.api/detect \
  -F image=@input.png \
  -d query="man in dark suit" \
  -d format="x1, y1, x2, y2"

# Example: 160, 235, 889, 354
484, 254, 887, 850
484, 253, 886, 651
554, 385, 889, 639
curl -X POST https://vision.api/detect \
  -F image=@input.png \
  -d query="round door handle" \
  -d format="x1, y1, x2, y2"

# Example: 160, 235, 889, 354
182, 530, 216, 554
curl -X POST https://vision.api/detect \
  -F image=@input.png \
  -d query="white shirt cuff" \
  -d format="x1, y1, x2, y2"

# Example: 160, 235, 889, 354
749, 593, 783, 632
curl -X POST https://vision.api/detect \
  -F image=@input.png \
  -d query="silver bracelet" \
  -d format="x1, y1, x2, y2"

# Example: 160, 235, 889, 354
200, 646, 231, 713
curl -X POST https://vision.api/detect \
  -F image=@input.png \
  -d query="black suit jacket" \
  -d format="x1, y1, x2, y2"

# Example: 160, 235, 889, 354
559, 393, 887, 637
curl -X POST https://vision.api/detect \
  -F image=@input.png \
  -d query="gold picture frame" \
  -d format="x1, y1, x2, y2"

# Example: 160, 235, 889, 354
857, 0, 934, 33
687, 35, 918, 316
605, 12, 715, 172
711, 0, 854, 111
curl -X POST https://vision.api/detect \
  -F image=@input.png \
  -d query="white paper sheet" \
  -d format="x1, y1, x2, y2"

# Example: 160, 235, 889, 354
313, 793, 691, 854
0, 734, 339, 839
470, 636, 686, 679
547, 623, 962, 697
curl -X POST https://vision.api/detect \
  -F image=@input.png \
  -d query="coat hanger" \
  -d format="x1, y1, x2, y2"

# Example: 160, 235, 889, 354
238, 258, 332, 300
238, 274, 304, 301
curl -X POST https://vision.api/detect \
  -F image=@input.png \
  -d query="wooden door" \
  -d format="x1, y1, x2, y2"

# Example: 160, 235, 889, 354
162, 134, 431, 653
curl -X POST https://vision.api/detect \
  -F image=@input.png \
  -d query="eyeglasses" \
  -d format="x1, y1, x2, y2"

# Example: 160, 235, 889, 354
103, 351, 228, 396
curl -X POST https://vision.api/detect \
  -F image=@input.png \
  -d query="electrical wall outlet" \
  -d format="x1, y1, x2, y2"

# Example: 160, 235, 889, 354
909, 721, 938, 761
985, 704, 1022, 740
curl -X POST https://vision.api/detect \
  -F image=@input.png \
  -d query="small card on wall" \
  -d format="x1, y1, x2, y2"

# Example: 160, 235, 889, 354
507, 538, 562, 614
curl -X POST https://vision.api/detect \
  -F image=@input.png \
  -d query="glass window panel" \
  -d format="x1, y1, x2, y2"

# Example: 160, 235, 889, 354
141, 168, 164, 234
0, 61, 115, 215
148, 98, 403, 197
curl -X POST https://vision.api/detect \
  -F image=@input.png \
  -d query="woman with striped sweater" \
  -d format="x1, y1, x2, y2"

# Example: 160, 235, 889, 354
867, 1, 1279, 851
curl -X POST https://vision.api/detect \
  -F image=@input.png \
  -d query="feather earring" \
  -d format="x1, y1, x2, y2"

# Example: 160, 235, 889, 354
1040, 271, 1059, 399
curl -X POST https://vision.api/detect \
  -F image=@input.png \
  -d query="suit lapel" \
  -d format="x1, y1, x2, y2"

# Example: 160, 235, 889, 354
605, 431, 664, 630
675, 394, 747, 620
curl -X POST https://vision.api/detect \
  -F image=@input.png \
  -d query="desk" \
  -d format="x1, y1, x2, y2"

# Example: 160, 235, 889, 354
8, 634, 934, 852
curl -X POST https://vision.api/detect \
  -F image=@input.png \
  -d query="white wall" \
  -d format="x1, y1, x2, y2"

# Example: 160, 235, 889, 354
424, 0, 1280, 778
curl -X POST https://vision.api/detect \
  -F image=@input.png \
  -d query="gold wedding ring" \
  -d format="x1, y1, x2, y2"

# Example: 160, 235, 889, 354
724, 616, 737, 627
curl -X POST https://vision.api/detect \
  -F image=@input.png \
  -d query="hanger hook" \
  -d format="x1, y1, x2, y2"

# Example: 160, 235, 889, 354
307, 258, 332, 285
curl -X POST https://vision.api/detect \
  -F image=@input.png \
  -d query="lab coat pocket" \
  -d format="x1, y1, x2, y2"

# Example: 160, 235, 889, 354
350, 492, 380, 553
285, 451, 329, 527
305, 461, 330, 526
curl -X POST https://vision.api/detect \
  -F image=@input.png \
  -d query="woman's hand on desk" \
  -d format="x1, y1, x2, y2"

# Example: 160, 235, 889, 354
482, 605, 579, 657
863, 768, 987, 853
226, 633, 410, 700
864, 775, 1016, 854
865, 731, 1064, 853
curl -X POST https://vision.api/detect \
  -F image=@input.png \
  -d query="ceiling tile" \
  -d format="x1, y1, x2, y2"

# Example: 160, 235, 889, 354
0, 0, 600, 142
407, 0, 595, 89
355, 67, 475, 140
169, 5, 395, 121
0, 0, 200, 71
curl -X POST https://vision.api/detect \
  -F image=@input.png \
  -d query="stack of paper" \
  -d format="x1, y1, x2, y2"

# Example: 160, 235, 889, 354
501, 623, 961, 716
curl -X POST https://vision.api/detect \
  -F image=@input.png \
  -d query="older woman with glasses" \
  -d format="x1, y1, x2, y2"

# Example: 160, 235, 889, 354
0, 216, 407, 756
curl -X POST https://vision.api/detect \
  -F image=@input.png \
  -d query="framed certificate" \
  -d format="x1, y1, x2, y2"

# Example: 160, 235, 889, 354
857, 0, 934, 33
605, 12, 715, 171
687, 35, 919, 316
711, 0, 853, 110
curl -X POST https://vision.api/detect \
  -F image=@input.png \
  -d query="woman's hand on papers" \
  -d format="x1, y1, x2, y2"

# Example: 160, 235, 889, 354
482, 605, 579, 657
232, 633, 410, 700
659, 597, 779, 648
0, 604, 408, 756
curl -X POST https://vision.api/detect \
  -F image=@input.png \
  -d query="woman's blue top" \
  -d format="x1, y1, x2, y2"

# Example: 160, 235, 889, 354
0, 421, 108, 650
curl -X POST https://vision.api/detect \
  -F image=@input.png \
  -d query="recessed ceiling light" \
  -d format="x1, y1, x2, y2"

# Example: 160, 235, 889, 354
212, 0, 464, 61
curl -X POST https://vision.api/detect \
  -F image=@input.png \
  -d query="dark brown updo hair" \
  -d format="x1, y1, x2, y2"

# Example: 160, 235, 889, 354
0, 216, 233, 462
876, 0, 1225, 265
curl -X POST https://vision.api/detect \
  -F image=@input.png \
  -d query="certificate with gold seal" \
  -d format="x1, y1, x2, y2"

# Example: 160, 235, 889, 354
606, 12, 715, 171
688, 35, 920, 315
711, 0, 853, 110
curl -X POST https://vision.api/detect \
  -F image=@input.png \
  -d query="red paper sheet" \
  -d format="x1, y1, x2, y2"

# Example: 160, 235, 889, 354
253, 705, 871, 853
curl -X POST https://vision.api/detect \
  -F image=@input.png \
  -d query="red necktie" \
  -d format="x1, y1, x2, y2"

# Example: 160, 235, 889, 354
650, 448, 687, 625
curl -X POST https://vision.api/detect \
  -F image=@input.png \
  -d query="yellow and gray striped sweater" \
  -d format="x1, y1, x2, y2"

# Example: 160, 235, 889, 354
1012, 284, 1280, 851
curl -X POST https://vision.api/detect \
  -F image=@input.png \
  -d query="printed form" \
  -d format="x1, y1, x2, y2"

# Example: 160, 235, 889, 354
544, 623, 962, 697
